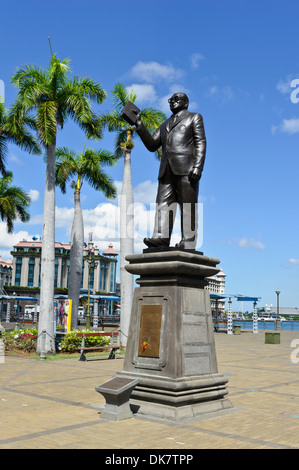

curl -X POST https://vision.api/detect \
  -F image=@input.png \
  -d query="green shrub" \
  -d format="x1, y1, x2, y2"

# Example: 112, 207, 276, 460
0, 327, 38, 352
0, 327, 111, 355
57, 329, 110, 353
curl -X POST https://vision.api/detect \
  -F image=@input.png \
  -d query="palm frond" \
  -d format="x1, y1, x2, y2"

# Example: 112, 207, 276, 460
56, 146, 77, 162
70, 77, 107, 104
114, 129, 129, 158
48, 55, 71, 93
111, 83, 131, 110
0, 103, 41, 175
5, 106, 41, 155
88, 171, 117, 199
61, 86, 102, 139
36, 100, 57, 145
55, 145, 117, 199
140, 107, 167, 130
77, 113, 103, 140
0, 136, 7, 175
11, 54, 106, 149
101, 83, 165, 160
0, 171, 30, 233
0, 102, 6, 124
11, 63, 48, 88
81, 164, 116, 198
55, 147, 78, 193
83, 148, 117, 168
100, 110, 126, 133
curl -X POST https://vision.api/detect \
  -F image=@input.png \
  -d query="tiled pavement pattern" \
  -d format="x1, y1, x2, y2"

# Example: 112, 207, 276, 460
1, 330, 299, 449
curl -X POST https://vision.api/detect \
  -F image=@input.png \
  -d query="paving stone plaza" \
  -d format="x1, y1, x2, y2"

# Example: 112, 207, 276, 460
1, 329, 299, 450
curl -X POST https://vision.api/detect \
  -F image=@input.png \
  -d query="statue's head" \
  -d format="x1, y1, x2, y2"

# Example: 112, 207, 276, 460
168, 92, 189, 114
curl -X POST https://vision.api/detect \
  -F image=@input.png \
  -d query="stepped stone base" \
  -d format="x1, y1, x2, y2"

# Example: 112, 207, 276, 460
97, 249, 233, 422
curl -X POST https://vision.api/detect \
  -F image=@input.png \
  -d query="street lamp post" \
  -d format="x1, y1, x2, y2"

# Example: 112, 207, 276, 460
227, 298, 233, 335
275, 289, 280, 330
253, 301, 258, 334
85, 234, 99, 330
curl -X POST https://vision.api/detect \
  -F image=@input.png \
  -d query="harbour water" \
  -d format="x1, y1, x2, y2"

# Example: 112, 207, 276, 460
214, 320, 299, 331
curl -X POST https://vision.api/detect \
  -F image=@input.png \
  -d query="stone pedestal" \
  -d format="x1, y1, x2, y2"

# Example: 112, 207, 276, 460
95, 377, 139, 421
116, 249, 233, 422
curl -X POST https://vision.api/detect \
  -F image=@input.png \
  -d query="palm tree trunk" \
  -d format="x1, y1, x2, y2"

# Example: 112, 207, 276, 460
120, 148, 134, 347
69, 188, 84, 329
37, 140, 56, 354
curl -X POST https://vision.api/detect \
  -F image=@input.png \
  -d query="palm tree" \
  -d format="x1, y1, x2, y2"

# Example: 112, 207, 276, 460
55, 144, 117, 329
0, 171, 31, 232
11, 54, 106, 353
100, 83, 166, 346
0, 102, 41, 175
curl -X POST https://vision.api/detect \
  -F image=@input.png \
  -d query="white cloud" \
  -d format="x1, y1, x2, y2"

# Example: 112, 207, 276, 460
272, 117, 299, 135
133, 180, 158, 204
18, 179, 205, 255
53, 207, 74, 232
289, 258, 299, 264
130, 61, 184, 83
237, 237, 265, 250
9, 154, 23, 165
207, 86, 218, 97
159, 85, 195, 114
277, 77, 292, 95
276, 74, 298, 95
280, 118, 299, 134
86, 202, 120, 242
159, 94, 173, 113
114, 180, 158, 204
0, 222, 34, 260
126, 84, 157, 103
190, 53, 204, 70
29, 189, 39, 202
205, 85, 234, 104
54, 190, 193, 251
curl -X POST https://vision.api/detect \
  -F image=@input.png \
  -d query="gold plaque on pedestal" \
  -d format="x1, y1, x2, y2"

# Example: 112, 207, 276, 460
138, 305, 162, 358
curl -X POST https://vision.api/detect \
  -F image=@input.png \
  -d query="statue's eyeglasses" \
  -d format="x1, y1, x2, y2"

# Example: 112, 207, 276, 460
168, 96, 183, 103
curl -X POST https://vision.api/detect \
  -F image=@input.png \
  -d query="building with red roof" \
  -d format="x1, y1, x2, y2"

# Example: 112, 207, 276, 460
10, 239, 118, 296
0, 257, 13, 293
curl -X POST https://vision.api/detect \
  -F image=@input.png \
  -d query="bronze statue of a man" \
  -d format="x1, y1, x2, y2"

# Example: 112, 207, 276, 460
132, 92, 206, 250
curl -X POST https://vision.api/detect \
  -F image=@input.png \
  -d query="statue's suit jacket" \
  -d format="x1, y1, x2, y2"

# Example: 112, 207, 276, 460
136, 109, 206, 180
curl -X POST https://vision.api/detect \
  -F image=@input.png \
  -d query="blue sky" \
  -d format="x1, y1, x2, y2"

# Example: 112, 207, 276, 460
1, 0, 299, 310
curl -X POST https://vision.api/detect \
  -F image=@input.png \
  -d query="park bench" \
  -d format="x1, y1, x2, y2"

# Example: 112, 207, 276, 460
16, 320, 37, 329
213, 319, 227, 332
100, 323, 119, 331
76, 330, 120, 361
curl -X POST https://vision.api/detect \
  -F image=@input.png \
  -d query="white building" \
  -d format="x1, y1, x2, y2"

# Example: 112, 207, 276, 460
205, 269, 226, 313
10, 240, 118, 294
0, 257, 12, 292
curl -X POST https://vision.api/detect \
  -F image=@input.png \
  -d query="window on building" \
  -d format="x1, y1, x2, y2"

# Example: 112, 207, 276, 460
66, 259, 70, 289
27, 257, 35, 287
90, 263, 95, 291
15, 257, 22, 286
110, 262, 115, 293
38, 259, 41, 287
54, 258, 59, 288
100, 260, 108, 291
80, 260, 84, 289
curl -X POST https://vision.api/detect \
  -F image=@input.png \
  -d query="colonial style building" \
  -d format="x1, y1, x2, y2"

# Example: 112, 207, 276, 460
205, 269, 227, 313
0, 257, 13, 293
10, 240, 118, 294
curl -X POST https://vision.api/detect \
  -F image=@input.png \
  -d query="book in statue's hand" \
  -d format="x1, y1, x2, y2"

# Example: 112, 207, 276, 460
121, 101, 140, 125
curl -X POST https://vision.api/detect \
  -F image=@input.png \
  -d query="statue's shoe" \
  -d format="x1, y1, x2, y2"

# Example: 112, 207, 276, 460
143, 237, 169, 248
175, 239, 196, 250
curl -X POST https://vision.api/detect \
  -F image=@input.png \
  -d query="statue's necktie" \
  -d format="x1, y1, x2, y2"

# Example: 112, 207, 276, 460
169, 115, 176, 129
